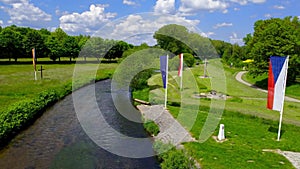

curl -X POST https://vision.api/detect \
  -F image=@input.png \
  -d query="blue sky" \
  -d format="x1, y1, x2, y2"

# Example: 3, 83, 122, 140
0, 0, 299, 45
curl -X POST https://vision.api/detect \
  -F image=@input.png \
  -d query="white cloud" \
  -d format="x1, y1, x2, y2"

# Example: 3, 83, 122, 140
0, 20, 3, 25
59, 4, 117, 34
0, 0, 51, 25
213, 22, 233, 29
230, 0, 266, 5
6, 2, 51, 24
234, 7, 240, 11
154, 0, 175, 14
123, 0, 136, 6
0, 0, 26, 4
201, 31, 215, 38
97, 13, 200, 45
230, 0, 248, 5
264, 13, 272, 18
222, 9, 228, 14
273, 5, 285, 10
250, 0, 266, 3
179, 0, 228, 13
230, 32, 243, 45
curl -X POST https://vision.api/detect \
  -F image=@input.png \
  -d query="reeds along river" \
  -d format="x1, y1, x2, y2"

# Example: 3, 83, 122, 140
0, 79, 160, 169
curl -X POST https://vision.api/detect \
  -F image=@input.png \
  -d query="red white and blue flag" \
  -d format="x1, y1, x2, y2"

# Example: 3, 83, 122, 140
267, 56, 289, 111
160, 55, 168, 89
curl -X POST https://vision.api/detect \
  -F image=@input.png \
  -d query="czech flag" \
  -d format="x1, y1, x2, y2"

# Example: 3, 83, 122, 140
267, 56, 289, 111
160, 55, 168, 89
178, 53, 183, 77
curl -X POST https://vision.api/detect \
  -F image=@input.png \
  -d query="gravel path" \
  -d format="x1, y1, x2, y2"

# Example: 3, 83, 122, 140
137, 105, 195, 146
235, 71, 300, 103
279, 151, 300, 169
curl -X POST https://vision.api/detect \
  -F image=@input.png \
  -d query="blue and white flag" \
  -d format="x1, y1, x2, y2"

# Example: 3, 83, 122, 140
160, 55, 168, 89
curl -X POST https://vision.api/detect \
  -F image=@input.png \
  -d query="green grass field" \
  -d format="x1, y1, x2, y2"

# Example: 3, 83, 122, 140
136, 58, 300, 168
243, 71, 300, 100
0, 58, 117, 111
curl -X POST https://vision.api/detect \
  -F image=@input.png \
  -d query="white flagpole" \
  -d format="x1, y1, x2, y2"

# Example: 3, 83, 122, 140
277, 56, 289, 141
164, 55, 169, 108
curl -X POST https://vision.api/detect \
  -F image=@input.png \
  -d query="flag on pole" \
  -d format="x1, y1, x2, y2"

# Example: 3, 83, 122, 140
267, 56, 289, 111
160, 55, 168, 108
267, 56, 289, 141
160, 55, 168, 89
178, 53, 183, 77
32, 48, 36, 71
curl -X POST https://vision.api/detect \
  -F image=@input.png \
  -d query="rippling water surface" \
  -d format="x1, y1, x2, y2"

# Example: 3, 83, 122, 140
0, 79, 160, 169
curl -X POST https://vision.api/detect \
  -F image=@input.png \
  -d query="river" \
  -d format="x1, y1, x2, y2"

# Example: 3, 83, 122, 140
0, 79, 160, 169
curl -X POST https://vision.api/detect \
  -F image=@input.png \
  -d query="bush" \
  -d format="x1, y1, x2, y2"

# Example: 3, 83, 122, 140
0, 89, 60, 145
143, 120, 160, 136
153, 141, 195, 169
130, 69, 153, 91
183, 53, 195, 67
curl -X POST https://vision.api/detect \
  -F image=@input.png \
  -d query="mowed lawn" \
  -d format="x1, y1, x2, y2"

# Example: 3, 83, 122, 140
143, 58, 300, 168
0, 58, 117, 112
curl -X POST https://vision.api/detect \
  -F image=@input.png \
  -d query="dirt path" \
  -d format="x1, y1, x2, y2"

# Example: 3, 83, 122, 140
235, 71, 300, 103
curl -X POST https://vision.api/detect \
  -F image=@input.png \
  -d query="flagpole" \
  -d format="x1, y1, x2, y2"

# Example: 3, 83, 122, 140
32, 48, 37, 80
164, 55, 169, 108
277, 56, 289, 141
180, 71, 183, 90
179, 53, 183, 90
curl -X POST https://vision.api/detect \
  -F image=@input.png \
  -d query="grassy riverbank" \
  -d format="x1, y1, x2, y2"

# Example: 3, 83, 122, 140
0, 60, 117, 146
133, 59, 300, 169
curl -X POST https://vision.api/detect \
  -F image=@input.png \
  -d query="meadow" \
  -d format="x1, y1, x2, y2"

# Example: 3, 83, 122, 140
134, 58, 300, 168
0, 57, 117, 145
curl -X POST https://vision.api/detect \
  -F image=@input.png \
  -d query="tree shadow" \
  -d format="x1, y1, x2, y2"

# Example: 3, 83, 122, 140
254, 78, 268, 90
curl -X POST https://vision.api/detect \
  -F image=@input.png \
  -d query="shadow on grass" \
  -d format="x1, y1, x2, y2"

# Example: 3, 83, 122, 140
254, 78, 268, 90
268, 126, 285, 137
149, 85, 162, 90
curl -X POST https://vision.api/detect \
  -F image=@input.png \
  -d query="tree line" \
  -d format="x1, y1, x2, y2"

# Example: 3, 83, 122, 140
0, 25, 132, 62
1, 16, 299, 83
154, 17, 300, 83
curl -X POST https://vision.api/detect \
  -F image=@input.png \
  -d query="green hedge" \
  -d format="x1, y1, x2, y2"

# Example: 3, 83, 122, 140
0, 89, 61, 145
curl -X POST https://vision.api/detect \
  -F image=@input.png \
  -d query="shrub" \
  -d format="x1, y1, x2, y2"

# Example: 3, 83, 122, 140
183, 53, 195, 67
153, 141, 195, 169
0, 90, 60, 145
143, 120, 160, 136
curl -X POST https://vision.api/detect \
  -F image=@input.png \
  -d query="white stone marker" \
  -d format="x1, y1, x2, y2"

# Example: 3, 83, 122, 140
217, 124, 225, 141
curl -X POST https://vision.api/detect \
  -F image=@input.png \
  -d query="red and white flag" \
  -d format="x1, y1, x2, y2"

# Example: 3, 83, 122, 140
32, 48, 36, 71
178, 53, 183, 77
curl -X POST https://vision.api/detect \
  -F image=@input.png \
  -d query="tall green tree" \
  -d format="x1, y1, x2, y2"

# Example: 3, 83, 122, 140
24, 29, 47, 59
245, 16, 300, 83
153, 24, 194, 55
0, 27, 24, 61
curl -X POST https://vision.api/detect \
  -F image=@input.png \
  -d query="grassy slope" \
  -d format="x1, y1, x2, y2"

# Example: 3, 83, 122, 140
243, 72, 300, 100
140, 59, 300, 169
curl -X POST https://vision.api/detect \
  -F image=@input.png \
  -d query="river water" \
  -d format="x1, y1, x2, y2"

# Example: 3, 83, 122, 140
0, 79, 160, 169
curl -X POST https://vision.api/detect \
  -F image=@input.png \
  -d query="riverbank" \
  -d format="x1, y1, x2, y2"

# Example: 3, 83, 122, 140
0, 79, 160, 169
0, 63, 117, 148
